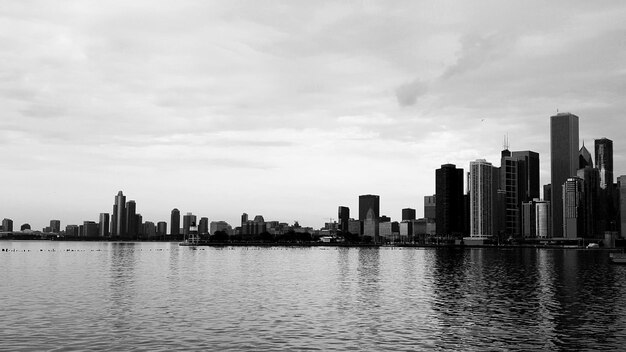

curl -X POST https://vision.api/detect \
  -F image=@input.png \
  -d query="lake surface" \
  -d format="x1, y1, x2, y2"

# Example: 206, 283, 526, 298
2, 241, 626, 351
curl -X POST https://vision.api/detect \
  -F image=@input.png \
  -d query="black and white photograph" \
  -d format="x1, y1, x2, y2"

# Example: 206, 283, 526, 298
2, 1, 626, 350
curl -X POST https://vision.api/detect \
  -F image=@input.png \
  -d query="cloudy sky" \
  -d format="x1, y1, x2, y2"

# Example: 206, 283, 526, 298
1, 1, 625, 230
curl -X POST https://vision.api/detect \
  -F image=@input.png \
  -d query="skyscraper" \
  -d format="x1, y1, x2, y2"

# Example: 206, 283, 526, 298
577, 166, 600, 238
111, 191, 126, 238
470, 159, 496, 238
183, 212, 197, 236
402, 208, 416, 221
595, 138, 613, 190
618, 176, 626, 238
550, 113, 579, 237
511, 150, 540, 201
563, 177, 583, 238
50, 220, 61, 234
2, 218, 13, 232
338, 206, 350, 233
500, 149, 520, 237
435, 164, 464, 236
99, 213, 110, 237
171, 208, 180, 236
359, 195, 380, 239
595, 138, 615, 233
199, 217, 209, 235
125, 200, 137, 239
424, 195, 436, 220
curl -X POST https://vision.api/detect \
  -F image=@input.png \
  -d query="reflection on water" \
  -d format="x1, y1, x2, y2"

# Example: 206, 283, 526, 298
2, 242, 626, 351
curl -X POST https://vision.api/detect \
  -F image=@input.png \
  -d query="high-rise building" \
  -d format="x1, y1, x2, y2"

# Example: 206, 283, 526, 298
563, 177, 584, 238
112, 191, 126, 238
579, 143, 593, 169
359, 195, 380, 238
470, 159, 497, 238
65, 224, 79, 237
619, 176, 626, 238
596, 138, 615, 233
50, 220, 61, 234
2, 218, 13, 232
550, 113, 579, 237
577, 166, 600, 238
436, 164, 465, 236
595, 138, 614, 190
500, 149, 520, 237
99, 213, 110, 237
543, 184, 552, 202
199, 217, 209, 235
83, 221, 98, 237
536, 200, 551, 238
125, 200, 137, 239
135, 214, 143, 236
511, 151, 540, 202
521, 200, 536, 238
171, 208, 180, 236
359, 195, 380, 223
424, 195, 436, 220
241, 213, 248, 227
143, 221, 156, 238
402, 208, 416, 221
338, 206, 350, 233
157, 221, 167, 237
183, 212, 197, 236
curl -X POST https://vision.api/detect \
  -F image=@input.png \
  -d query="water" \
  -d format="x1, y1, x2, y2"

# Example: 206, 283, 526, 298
2, 241, 626, 351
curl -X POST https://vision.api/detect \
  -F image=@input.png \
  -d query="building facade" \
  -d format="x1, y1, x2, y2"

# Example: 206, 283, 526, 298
550, 113, 579, 237
435, 164, 465, 237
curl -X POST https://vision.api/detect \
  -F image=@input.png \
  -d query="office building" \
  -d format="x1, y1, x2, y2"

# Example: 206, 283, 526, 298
65, 225, 79, 237
619, 176, 626, 238
577, 166, 600, 238
338, 206, 350, 233
470, 159, 497, 238
359, 195, 380, 238
157, 221, 167, 236
424, 195, 436, 220
99, 213, 109, 237
536, 200, 551, 238
83, 221, 98, 238
563, 177, 584, 238
435, 164, 465, 236
183, 212, 197, 236
348, 219, 361, 236
50, 220, 61, 234
500, 149, 520, 237
596, 138, 615, 233
511, 150, 540, 201
543, 184, 551, 202
550, 112, 579, 237
199, 217, 209, 235
171, 208, 180, 236
125, 200, 137, 239
2, 218, 13, 232
402, 208, 416, 221
111, 191, 126, 238
595, 138, 614, 190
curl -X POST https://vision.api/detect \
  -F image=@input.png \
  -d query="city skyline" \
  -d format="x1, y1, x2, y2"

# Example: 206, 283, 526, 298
2, 1, 626, 230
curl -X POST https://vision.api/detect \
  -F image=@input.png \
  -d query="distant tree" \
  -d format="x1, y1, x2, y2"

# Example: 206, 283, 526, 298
20, 223, 31, 231
259, 231, 274, 242
211, 231, 229, 242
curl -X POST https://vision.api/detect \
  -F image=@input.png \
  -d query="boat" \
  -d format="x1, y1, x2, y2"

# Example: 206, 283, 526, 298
609, 253, 626, 264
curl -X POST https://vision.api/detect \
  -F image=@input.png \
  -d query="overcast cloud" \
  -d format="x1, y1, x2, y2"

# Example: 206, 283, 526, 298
1, 0, 625, 230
